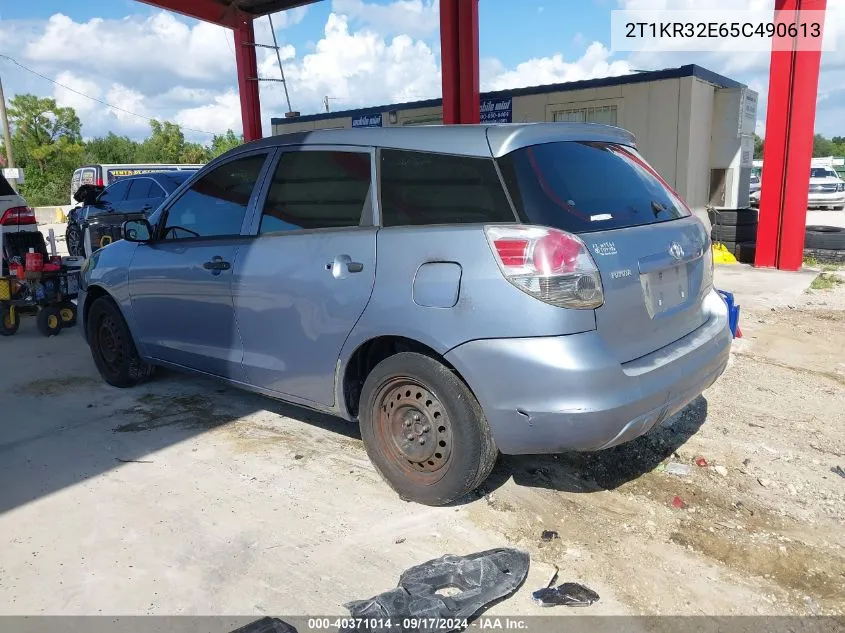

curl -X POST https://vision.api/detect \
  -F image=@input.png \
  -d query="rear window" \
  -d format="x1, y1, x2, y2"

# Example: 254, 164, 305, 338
497, 141, 690, 234
380, 149, 515, 226
0, 175, 16, 197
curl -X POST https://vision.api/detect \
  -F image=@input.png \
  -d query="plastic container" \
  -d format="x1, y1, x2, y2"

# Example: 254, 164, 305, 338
25, 249, 44, 272
716, 289, 741, 338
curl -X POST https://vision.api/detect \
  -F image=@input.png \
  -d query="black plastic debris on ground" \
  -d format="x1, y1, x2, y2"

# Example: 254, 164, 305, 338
540, 530, 559, 542
342, 548, 530, 633
230, 617, 298, 633
832, 465, 845, 479
532, 582, 600, 608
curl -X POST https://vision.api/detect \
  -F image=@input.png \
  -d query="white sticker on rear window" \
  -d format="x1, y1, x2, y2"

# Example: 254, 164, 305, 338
590, 214, 613, 222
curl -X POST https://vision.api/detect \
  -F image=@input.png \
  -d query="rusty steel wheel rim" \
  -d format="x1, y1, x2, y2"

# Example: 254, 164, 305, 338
374, 377, 454, 481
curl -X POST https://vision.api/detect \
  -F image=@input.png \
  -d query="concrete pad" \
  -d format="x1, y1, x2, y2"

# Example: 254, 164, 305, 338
714, 264, 817, 310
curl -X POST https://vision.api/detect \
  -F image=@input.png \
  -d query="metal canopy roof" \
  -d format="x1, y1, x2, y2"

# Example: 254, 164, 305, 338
219, 0, 320, 16
137, 0, 322, 27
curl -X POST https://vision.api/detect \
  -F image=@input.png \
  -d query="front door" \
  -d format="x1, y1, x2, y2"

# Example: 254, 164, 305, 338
234, 147, 377, 407
128, 153, 272, 379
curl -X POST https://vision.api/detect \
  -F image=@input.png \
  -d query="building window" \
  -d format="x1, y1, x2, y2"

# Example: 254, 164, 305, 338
553, 105, 618, 126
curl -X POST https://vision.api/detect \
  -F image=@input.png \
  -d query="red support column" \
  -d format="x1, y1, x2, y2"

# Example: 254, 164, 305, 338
755, 0, 826, 270
440, 0, 479, 124
234, 18, 263, 142
457, 0, 480, 124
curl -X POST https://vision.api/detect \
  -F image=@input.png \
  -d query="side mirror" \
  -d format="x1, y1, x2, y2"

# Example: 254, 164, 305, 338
123, 219, 153, 243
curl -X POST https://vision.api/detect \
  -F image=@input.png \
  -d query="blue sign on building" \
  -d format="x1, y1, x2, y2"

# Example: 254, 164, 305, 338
480, 97, 512, 123
352, 113, 383, 128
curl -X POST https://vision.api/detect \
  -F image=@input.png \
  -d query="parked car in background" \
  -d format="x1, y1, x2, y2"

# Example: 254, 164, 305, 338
79, 124, 731, 505
70, 163, 204, 205
808, 167, 845, 210
66, 171, 196, 257
0, 174, 37, 271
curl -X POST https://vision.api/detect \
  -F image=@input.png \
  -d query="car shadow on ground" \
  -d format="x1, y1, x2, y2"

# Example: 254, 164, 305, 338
0, 365, 360, 514
480, 396, 709, 496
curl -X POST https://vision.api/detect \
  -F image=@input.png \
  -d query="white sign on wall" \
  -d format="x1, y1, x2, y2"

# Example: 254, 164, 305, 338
2, 167, 23, 181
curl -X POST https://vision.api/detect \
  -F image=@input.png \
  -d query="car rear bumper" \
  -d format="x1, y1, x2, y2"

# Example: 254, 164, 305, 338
444, 290, 731, 455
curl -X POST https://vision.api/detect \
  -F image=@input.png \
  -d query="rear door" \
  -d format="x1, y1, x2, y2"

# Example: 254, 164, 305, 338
498, 140, 711, 363
234, 146, 377, 407
124, 177, 165, 218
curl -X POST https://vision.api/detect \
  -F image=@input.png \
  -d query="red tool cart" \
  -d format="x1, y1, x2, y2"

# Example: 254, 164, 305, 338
0, 231, 83, 337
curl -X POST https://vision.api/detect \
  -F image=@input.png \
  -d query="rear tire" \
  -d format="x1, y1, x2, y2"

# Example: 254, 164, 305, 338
66, 222, 85, 257
87, 296, 155, 388
359, 352, 497, 506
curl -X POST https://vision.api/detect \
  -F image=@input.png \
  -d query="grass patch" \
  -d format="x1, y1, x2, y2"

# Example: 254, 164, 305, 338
810, 272, 844, 290
804, 255, 820, 268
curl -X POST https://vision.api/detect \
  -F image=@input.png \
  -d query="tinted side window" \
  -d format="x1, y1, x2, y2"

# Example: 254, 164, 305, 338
163, 154, 267, 240
259, 151, 372, 234
380, 150, 515, 227
127, 179, 154, 200
98, 180, 131, 204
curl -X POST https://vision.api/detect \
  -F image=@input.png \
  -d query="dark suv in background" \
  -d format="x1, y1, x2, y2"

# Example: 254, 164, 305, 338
66, 171, 196, 256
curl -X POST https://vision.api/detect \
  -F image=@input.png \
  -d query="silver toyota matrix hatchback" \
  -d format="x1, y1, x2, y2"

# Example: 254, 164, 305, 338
79, 123, 731, 505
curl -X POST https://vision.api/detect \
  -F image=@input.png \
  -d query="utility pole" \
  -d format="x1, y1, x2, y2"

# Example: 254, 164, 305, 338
323, 96, 337, 113
0, 73, 16, 192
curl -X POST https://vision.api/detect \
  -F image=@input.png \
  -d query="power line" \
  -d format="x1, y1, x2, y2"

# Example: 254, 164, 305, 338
0, 54, 217, 136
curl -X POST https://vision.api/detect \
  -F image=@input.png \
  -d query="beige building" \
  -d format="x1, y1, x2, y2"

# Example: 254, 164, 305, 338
272, 64, 757, 212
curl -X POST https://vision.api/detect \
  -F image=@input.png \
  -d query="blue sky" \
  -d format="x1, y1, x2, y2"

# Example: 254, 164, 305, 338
0, 0, 842, 141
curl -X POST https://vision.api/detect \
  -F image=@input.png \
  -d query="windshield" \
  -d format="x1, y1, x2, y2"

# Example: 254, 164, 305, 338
497, 141, 690, 234
810, 168, 836, 178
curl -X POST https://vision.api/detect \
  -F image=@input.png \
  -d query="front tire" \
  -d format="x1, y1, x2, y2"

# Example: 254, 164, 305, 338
87, 296, 155, 387
359, 352, 497, 506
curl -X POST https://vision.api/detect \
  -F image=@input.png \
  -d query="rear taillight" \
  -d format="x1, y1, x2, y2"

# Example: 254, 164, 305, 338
95, 177, 104, 187
485, 225, 604, 309
0, 206, 36, 226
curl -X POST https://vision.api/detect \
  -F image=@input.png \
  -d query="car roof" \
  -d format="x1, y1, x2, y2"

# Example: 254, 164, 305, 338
220, 123, 637, 161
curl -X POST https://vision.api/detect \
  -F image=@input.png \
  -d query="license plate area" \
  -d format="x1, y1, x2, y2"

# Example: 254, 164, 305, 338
641, 263, 689, 318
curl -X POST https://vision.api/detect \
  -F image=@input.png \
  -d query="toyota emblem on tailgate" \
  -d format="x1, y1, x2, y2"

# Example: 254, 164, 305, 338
669, 242, 685, 260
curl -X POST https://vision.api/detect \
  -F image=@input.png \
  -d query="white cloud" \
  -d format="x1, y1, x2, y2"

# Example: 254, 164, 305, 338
330, 0, 439, 39
174, 91, 242, 134
484, 42, 632, 91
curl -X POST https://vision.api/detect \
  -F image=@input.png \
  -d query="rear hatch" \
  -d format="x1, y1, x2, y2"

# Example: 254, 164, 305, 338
497, 140, 711, 363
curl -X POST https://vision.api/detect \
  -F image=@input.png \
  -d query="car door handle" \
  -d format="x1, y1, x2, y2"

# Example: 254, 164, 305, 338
347, 262, 364, 273
203, 256, 231, 275
326, 255, 364, 278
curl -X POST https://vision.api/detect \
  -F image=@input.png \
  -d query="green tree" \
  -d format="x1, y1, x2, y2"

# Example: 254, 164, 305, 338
138, 119, 187, 163
84, 133, 140, 164
753, 133, 764, 160
210, 129, 243, 157
813, 134, 837, 157
179, 142, 211, 164
7, 94, 84, 206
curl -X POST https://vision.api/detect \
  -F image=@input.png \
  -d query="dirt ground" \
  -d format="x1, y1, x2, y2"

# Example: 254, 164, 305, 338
1, 265, 843, 619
